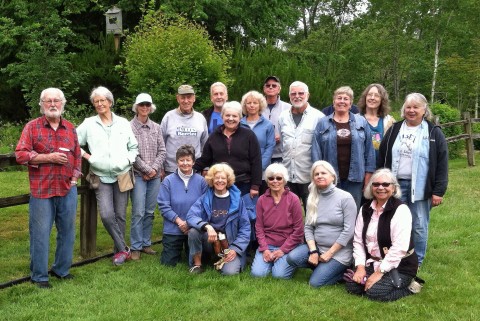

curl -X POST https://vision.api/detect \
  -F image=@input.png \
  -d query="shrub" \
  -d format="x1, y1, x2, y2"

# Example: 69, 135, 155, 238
430, 103, 463, 159
122, 12, 231, 122
0, 121, 23, 153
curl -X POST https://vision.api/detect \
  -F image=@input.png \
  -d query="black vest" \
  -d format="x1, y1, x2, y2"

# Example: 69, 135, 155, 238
361, 197, 418, 277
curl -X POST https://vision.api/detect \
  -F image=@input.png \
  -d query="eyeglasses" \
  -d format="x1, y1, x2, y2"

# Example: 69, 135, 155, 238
138, 102, 152, 107
372, 182, 393, 187
42, 99, 61, 104
267, 176, 283, 182
93, 99, 108, 105
264, 84, 278, 89
289, 92, 305, 97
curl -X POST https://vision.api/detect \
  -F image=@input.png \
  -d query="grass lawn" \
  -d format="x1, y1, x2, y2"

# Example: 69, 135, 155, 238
0, 154, 479, 320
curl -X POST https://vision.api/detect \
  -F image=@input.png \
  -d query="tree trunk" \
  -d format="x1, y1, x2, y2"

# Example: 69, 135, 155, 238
431, 39, 440, 104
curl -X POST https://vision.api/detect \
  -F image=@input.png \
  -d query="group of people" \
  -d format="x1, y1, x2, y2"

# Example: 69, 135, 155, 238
15, 77, 448, 302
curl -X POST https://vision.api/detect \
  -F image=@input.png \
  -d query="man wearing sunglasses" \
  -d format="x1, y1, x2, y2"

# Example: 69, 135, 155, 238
262, 76, 291, 164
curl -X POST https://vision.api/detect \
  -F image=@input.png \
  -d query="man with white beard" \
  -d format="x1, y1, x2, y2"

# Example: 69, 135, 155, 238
16, 88, 81, 288
278, 81, 324, 210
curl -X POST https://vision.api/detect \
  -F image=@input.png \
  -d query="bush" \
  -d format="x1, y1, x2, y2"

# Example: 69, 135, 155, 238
122, 12, 231, 122
0, 121, 23, 153
430, 103, 463, 159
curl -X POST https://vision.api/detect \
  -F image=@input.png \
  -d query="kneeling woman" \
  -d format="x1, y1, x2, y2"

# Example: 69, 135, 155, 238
345, 168, 419, 301
251, 163, 304, 279
187, 163, 251, 275
287, 160, 357, 287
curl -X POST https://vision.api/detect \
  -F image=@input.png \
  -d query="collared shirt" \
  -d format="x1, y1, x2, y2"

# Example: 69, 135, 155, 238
353, 200, 412, 272
130, 116, 166, 177
15, 116, 82, 198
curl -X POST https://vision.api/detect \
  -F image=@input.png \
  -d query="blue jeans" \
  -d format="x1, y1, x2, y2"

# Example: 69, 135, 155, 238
130, 176, 160, 251
338, 179, 363, 211
29, 186, 77, 282
287, 244, 348, 287
251, 245, 297, 279
95, 181, 129, 253
399, 179, 431, 266
188, 228, 242, 275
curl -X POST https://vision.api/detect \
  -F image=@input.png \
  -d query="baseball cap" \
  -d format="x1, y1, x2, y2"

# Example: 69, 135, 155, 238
178, 85, 195, 95
134, 93, 153, 105
264, 76, 281, 84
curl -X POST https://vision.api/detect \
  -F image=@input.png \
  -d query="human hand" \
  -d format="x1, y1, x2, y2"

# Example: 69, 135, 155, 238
432, 195, 443, 207
271, 249, 285, 262
176, 219, 189, 234
249, 189, 259, 198
50, 152, 68, 164
352, 266, 367, 284
205, 225, 217, 243
148, 169, 157, 179
223, 249, 237, 263
308, 253, 319, 267
262, 250, 274, 262
365, 271, 383, 291
319, 251, 333, 263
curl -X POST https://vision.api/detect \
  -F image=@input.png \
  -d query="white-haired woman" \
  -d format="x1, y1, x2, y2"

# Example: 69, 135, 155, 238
251, 163, 304, 279
287, 160, 357, 287
194, 101, 262, 198
129, 93, 166, 260
378, 93, 448, 266
240, 90, 275, 195
345, 168, 420, 301
77, 86, 138, 266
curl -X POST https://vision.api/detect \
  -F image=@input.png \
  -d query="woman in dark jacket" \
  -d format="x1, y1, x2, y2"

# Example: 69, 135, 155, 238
345, 168, 421, 302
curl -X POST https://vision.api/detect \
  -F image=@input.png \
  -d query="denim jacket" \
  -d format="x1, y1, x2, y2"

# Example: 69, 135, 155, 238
312, 112, 376, 182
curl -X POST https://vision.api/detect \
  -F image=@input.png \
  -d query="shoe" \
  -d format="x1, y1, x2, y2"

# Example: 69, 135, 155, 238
131, 250, 141, 260
189, 265, 204, 274
141, 246, 157, 255
113, 248, 131, 266
51, 271, 74, 280
31, 280, 52, 289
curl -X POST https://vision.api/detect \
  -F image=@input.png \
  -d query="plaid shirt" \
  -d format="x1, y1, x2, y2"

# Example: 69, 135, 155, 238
130, 116, 166, 177
15, 116, 82, 198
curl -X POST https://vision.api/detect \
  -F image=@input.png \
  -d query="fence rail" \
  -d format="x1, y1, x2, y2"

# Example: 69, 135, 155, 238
1, 112, 479, 258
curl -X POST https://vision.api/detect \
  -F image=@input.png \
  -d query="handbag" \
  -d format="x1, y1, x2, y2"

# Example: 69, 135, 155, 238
117, 167, 135, 192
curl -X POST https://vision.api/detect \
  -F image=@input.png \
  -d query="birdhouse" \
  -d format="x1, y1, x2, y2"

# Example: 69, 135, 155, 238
105, 6, 122, 35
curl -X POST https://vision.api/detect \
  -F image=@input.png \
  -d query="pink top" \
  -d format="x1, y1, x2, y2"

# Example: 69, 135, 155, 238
353, 200, 412, 272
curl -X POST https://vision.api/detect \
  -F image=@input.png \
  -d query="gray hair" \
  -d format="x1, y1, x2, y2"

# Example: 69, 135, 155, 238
333, 86, 354, 102
221, 101, 243, 118
289, 81, 309, 94
400, 93, 432, 120
363, 168, 402, 200
305, 161, 337, 225
241, 90, 267, 115
265, 163, 289, 183
90, 86, 114, 106
39, 88, 66, 114
210, 82, 228, 95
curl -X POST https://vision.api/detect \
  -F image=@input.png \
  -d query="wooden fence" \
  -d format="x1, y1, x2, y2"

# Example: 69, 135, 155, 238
1, 112, 479, 258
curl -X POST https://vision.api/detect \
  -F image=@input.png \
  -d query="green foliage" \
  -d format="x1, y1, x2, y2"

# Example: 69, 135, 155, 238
0, 122, 23, 154
122, 12, 231, 121
430, 103, 463, 158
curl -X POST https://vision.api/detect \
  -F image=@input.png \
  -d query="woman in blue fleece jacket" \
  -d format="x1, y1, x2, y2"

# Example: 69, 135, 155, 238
187, 163, 251, 275
158, 145, 208, 266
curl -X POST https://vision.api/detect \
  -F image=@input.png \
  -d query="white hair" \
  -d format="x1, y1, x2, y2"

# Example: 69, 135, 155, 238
305, 161, 337, 225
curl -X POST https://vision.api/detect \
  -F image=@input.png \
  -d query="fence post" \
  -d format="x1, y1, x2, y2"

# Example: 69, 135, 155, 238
463, 112, 475, 166
80, 160, 97, 258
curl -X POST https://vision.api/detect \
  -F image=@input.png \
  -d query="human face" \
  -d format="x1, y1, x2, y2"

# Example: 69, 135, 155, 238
222, 108, 240, 131
313, 166, 335, 190
210, 85, 228, 111
93, 95, 112, 116
41, 94, 63, 119
289, 86, 309, 109
264, 80, 281, 98
245, 96, 260, 116
403, 101, 426, 126
371, 175, 394, 204
366, 86, 381, 111
177, 94, 196, 114
136, 102, 152, 118
213, 171, 228, 194
267, 174, 285, 193
177, 155, 194, 175
333, 93, 352, 114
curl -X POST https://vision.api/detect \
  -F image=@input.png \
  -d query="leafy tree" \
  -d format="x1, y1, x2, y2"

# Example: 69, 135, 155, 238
122, 12, 231, 121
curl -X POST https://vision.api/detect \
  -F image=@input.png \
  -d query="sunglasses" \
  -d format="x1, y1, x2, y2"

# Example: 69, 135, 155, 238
138, 102, 152, 107
264, 84, 278, 89
267, 176, 283, 182
372, 182, 393, 187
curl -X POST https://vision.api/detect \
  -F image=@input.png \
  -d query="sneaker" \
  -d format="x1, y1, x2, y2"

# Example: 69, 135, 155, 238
408, 278, 424, 294
113, 248, 131, 266
141, 246, 157, 255
131, 250, 141, 260
189, 265, 204, 274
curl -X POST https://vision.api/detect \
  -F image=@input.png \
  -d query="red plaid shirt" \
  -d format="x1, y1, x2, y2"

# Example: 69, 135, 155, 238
15, 116, 82, 198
